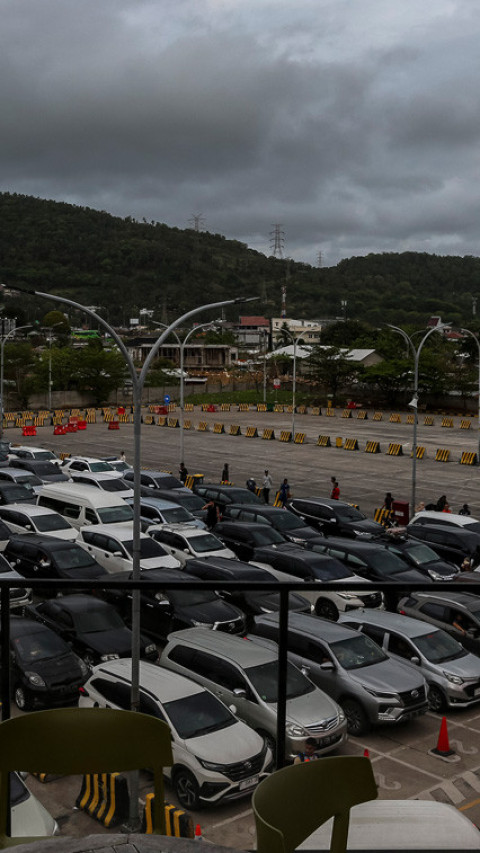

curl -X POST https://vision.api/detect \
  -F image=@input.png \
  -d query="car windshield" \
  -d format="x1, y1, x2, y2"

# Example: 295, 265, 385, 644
228, 491, 261, 505
189, 534, 225, 553
97, 505, 133, 524
123, 538, 169, 558
13, 629, 69, 662
363, 549, 410, 576
32, 451, 57, 461
270, 513, 306, 531
72, 608, 125, 632
168, 588, 218, 607
98, 479, 129, 492
17, 475, 42, 487
333, 505, 366, 522
1, 486, 30, 501
161, 507, 192, 523
53, 547, 97, 570
32, 463, 60, 476
310, 559, 354, 580
463, 521, 480, 533
34, 514, 71, 532
246, 660, 315, 702
88, 461, 115, 472
414, 629, 467, 663
401, 543, 443, 565
330, 634, 387, 669
153, 475, 183, 489
164, 690, 235, 739
252, 528, 285, 545
176, 494, 204, 511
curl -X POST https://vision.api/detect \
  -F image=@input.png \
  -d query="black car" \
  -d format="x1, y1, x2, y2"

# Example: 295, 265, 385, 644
406, 522, 480, 568
192, 484, 262, 514
144, 487, 208, 522
306, 537, 430, 609
213, 520, 287, 561
183, 556, 311, 622
13, 459, 70, 483
0, 482, 34, 505
380, 534, 459, 581
26, 594, 158, 665
100, 568, 246, 639
221, 504, 324, 545
8, 616, 89, 710
288, 497, 383, 538
123, 469, 188, 492
4, 534, 108, 584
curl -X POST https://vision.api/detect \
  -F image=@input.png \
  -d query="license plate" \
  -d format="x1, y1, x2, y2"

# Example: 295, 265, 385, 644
239, 775, 259, 791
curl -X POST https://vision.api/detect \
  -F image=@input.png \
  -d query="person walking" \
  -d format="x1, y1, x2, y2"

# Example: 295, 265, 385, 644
330, 477, 340, 500
179, 462, 188, 483
279, 478, 291, 507
262, 469, 273, 504
221, 463, 229, 483
202, 499, 219, 530
459, 504, 471, 516
383, 492, 394, 511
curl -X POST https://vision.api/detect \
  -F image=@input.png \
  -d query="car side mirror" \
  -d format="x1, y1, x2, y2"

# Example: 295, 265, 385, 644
320, 661, 334, 671
410, 655, 421, 665
301, 665, 310, 677
25, 524, 32, 531
228, 704, 238, 714
233, 687, 247, 698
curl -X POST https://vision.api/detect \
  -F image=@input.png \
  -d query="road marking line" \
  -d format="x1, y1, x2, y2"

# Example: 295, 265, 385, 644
462, 771, 480, 793
210, 808, 253, 830
459, 797, 480, 812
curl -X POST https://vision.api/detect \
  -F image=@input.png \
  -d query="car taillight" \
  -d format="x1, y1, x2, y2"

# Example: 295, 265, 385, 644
78, 686, 89, 696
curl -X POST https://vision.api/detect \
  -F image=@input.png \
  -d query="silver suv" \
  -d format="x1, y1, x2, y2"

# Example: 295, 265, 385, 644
339, 609, 480, 713
160, 628, 347, 761
249, 612, 428, 736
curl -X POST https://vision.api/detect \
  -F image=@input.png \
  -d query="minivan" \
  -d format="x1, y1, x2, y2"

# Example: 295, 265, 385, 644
161, 628, 348, 761
36, 483, 133, 530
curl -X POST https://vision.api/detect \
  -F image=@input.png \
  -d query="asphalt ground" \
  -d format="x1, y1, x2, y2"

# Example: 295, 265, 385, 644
6, 407, 480, 846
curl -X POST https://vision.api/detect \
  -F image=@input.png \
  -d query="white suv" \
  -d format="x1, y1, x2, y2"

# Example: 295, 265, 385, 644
79, 658, 273, 809
77, 524, 181, 572
147, 524, 236, 566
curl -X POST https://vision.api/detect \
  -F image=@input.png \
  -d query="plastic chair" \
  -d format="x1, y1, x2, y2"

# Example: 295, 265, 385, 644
0, 707, 173, 847
252, 756, 378, 853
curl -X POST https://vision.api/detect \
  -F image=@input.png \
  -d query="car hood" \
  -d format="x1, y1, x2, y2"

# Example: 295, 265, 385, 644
78, 627, 135, 656
140, 555, 181, 570
22, 652, 84, 685
55, 563, 107, 580
12, 786, 57, 837
284, 528, 325, 544
268, 687, 341, 727
345, 519, 384, 536
432, 652, 480, 678
347, 657, 425, 694
243, 591, 311, 615
176, 599, 243, 626
184, 718, 264, 762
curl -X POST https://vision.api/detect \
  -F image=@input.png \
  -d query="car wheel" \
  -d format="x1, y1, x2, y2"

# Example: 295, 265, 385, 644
315, 599, 339, 621
14, 685, 31, 712
341, 699, 370, 736
173, 768, 201, 810
428, 684, 446, 713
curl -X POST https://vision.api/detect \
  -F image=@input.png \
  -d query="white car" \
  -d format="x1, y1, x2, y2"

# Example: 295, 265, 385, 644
10, 771, 58, 838
9, 446, 59, 464
69, 471, 134, 499
79, 658, 273, 809
61, 456, 123, 477
77, 523, 181, 572
147, 523, 237, 566
0, 467, 44, 495
0, 504, 78, 541
409, 510, 480, 532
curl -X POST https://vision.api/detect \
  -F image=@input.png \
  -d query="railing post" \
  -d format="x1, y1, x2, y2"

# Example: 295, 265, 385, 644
1, 586, 10, 720
276, 588, 289, 769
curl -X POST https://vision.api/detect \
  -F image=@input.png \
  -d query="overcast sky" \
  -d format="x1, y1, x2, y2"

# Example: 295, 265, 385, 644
1, 0, 480, 267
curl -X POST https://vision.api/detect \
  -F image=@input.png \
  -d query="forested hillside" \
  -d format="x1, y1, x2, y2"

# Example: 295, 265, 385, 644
1, 191, 480, 327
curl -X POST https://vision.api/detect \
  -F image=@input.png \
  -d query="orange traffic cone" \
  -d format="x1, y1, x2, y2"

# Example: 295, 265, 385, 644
363, 748, 370, 759
432, 716, 455, 757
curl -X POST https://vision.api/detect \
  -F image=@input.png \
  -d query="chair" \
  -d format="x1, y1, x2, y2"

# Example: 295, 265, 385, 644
0, 707, 173, 847
252, 756, 378, 853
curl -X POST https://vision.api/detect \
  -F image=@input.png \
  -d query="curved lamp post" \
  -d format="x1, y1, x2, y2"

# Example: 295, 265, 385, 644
460, 328, 480, 461
0, 323, 32, 438
275, 328, 306, 438
388, 322, 448, 512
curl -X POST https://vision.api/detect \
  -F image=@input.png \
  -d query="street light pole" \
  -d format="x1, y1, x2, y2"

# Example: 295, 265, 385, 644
460, 328, 480, 461
388, 322, 448, 512
0, 323, 32, 438
275, 329, 306, 438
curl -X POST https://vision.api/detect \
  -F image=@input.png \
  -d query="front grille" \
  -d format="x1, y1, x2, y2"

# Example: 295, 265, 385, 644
399, 685, 427, 707
306, 715, 340, 735
221, 751, 265, 782
359, 592, 383, 608
463, 682, 480, 699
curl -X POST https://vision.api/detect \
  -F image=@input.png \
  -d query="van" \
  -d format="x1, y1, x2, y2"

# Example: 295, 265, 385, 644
36, 483, 133, 530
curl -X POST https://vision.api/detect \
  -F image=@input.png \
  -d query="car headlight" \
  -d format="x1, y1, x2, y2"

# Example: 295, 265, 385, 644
100, 653, 120, 662
285, 721, 309, 738
197, 757, 227, 771
353, 530, 371, 537
428, 569, 448, 581
336, 592, 358, 600
289, 535, 306, 544
364, 687, 397, 699
145, 644, 157, 655
25, 671, 45, 687
338, 710, 346, 723
191, 620, 214, 628
443, 672, 464, 685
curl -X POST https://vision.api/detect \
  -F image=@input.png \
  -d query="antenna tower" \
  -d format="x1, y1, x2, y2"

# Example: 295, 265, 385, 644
270, 224, 285, 258
188, 213, 206, 232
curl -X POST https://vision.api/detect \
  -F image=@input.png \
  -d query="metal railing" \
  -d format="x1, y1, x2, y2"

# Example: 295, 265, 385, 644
1, 576, 479, 769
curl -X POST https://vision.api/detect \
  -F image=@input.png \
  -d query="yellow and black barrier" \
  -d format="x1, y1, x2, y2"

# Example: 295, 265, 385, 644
356, 410, 368, 419
185, 474, 203, 490
220, 403, 231, 412
344, 438, 358, 451
460, 451, 477, 465
262, 428, 275, 440
294, 433, 306, 444
341, 409, 352, 418
197, 421, 209, 431
229, 424, 241, 435
274, 404, 284, 412
389, 413, 401, 423
257, 403, 267, 412
184, 403, 194, 412
414, 446, 426, 459
118, 413, 130, 423
373, 412, 383, 421
317, 435, 331, 447
387, 443, 403, 456
460, 419, 471, 429
424, 415, 434, 426
183, 420, 192, 430
142, 796, 193, 837
238, 404, 250, 412
365, 441, 380, 454
285, 405, 294, 414
406, 414, 414, 425
374, 507, 393, 526
325, 408, 336, 417
59, 452, 71, 462
143, 415, 155, 425
168, 418, 179, 428
335, 437, 343, 448
157, 416, 167, 427
279, 430, 292, 442
245, 426, 258, 437
435, 448, 450, 462
311, 407, 321, 416
273, 491, 283, 507
441, 417, 454, 428
213, 423, 225, 434
76, 772, 129, 828
297, 405, 307, 415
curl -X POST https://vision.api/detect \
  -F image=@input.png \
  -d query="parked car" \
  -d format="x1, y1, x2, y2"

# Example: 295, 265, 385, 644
379, 533, 459, 580
409, 510, 480, 533
26, 594, 158, 665
160, 628, 348, 761
61, 456, 122, 475
0, 504, 78, 541
68, 471, 134, 499
192, 484, 262, 514
251, 545, 383, 621
0, 518, 13, 550
148, 488, 208, 523
213, 521, 287, 561
37, 482, 134, 530
287, 497, 383, 538
77, 524, 181, 573
100, 568, 246, 639
397, 591, 480, 656
10, 772, 59, 838
147, 524, 236, 565
125, 495, 206, 530
8, 616, 89, 710
338, 609, 480, 712
0, 467, 43, 494
79, 658, 273, 809
0, 482, 36, 505
406, 522, 480, 568
249, 612, 428, 736
4, 534, 108, 583
102, 457, 132, 474
0, 553, 33, 609
9, 446, 59, 463
221, 504, 324, 545
13, 460, 70, 484
183, 557, 311, 622
123, 469, 188, 492
306, 537, 430, 609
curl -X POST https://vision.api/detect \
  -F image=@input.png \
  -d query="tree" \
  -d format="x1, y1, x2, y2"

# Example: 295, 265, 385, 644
73, 343, 127, 405
363, 359, 411, 406
308, 346, 361, 403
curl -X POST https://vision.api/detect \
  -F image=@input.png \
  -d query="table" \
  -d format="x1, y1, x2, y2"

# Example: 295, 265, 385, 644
12, 834, 244, 853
